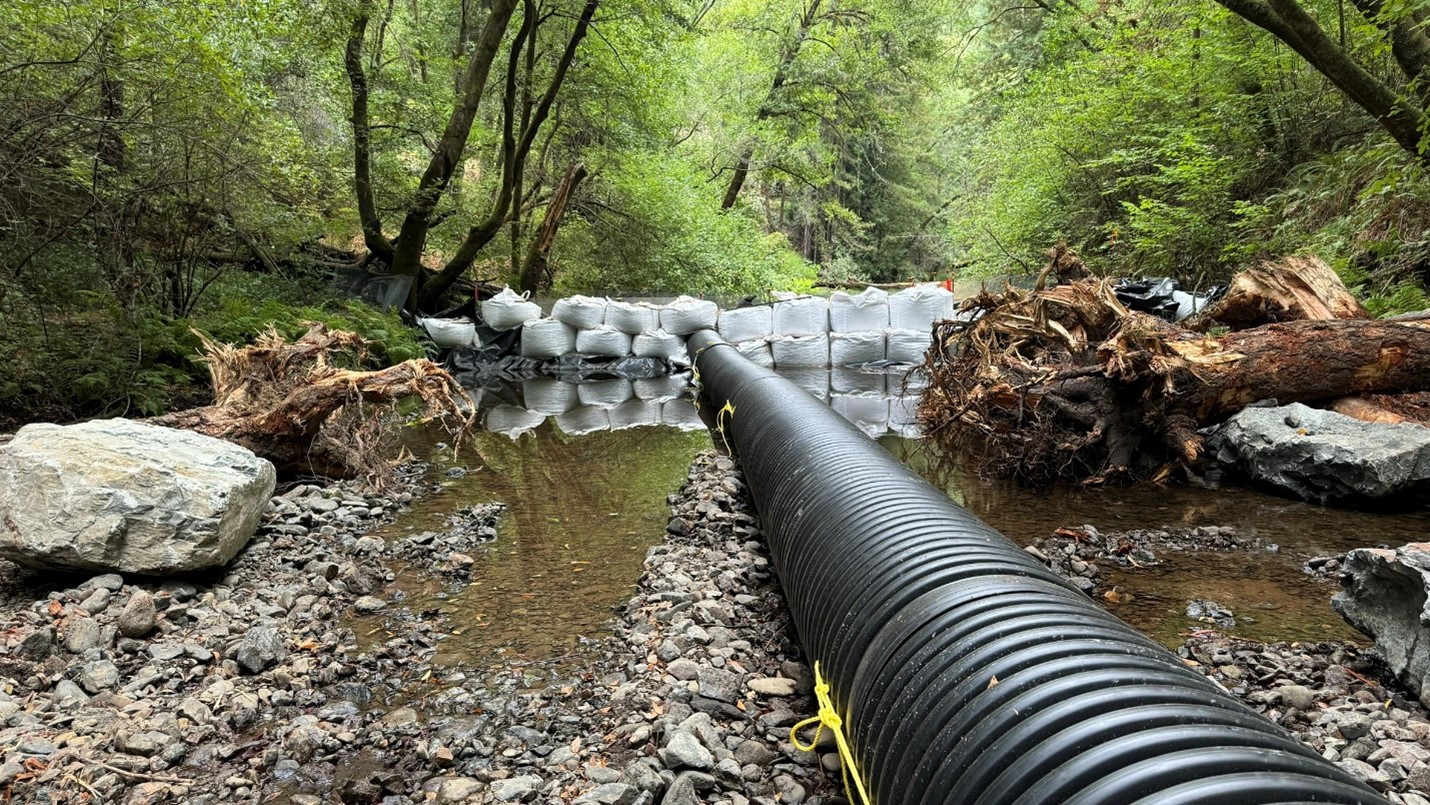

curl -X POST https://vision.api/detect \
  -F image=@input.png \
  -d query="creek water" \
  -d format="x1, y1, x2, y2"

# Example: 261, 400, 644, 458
355, 367, 1430, 673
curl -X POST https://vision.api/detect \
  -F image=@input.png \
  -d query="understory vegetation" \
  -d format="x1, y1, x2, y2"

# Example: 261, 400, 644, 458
5, 0, 1430, 426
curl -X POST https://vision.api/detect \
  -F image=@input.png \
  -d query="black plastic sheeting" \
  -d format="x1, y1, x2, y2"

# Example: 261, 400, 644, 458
686, 329, 1388, 805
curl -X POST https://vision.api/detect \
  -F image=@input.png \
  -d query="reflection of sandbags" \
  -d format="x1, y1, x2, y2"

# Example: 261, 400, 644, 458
554, 405, 610, 436
829, 288, 890, 332
605, 355, 669, 379
485, 405, 546, 438
779, 368, 830, 401
718, 305, 774, 343
417, 316, 479, 348
659, 296, 719, 335
481, 287, 543, 331
633, 330, 685, 362
889, 391, 921, 432
831, 394, 889, 439
519, 319, 576, 359
885, 328, 933, 365
606, 301, 659, 334
888, 285, 955, 331
634, 374, 688, 402
576, 326, 633, 358
734, 338, 776, 368
577, 378, 633, 409
829, 331, 886, 366
770, 334, 829, 368
660, 398, 705, 431
772, 296, 829, 336
610, 399, 662, 430
521, 377, 579, 415
831, 367, 887, 396
551, 295, 608, 329
889, 369, 929, 396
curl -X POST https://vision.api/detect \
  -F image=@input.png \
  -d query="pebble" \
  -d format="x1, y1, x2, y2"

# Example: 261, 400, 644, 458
117, 590, 157, 637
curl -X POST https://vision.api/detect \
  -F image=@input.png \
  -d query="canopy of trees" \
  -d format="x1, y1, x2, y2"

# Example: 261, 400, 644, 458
6, 0, 1430, 427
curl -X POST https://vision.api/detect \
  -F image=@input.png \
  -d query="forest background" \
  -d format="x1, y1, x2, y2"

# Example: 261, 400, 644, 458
6, 0, 1430, 427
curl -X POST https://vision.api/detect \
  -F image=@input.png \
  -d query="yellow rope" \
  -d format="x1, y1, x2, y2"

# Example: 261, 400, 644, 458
715, 400, 736, 453
790, 661, 872, 805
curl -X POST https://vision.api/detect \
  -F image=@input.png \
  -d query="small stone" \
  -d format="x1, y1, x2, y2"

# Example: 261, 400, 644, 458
382, 707, 419, 726
1279, 684, 1317, 711
733, 740, 774, 767
118, 591, 157, 638
572, 782, 639, 805
121, 731, 172, 757
353, 596, 387, 614
667, 659, 700, 681
233, 626, 287, 674
436, 777, 484, 803
662, 773, 700, 805
79, 587, 111, 614
63, 618, 104, 653
747, 677, 796, 697
660, 730, 713, 771
18, 627, 52, 660
489, 775, 542, 802
695, 666, 742, 703
84, 574, 124, 591
51, 679, 89, 709
77, 659, 119, 693
1339, 712, 1375, 742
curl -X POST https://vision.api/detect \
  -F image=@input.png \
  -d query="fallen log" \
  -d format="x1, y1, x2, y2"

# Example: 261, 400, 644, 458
1197, 255, 1367, 330
918, 250, 1430, 483
148, 323, 472, 481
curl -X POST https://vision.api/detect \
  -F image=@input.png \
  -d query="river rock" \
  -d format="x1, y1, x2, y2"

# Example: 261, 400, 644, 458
118, 591, 157, 638
1333, 543, 1430, 705
1205, 403, 1430, 502
233, 626, 288, 674
0, 419, 276, 573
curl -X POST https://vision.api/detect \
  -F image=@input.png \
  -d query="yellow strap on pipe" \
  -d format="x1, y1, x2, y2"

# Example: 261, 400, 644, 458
790, 661, 872, 805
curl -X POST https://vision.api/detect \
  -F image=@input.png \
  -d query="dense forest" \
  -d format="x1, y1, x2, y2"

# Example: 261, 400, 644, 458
6, 0, 1430, 428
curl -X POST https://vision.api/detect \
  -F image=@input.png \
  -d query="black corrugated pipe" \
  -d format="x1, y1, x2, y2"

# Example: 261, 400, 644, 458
686, 330, 1388, 805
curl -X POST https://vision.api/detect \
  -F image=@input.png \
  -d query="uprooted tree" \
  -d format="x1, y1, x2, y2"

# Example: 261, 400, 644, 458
149, 324, 472, 481
918, 250, 1430, 483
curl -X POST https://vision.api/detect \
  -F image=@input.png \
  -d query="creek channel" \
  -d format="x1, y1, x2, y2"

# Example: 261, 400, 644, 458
350, 367, 1430, 679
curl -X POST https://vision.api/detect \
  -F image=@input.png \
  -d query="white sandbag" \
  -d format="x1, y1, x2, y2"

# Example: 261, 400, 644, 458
779, 368, 830, 401
633, 330, 685, 362
831, 394, 889, 439
885, 328, 933, 365
831, 367, 887, 396
575, 326, 632, 357
609, 399, 662, 431
577, 378, 633, 409
829, 331, 886, 366
481, 287, 543, 331
717, 305, 774, 343
519, 319, 576, 359
633, 374, 688, 402
522, 377, 579, 415
485, 405, 546, 438
555, 405, 610, 436
829, 288, 890, 332
772, 296, 829, 336
770, 334, 829, 368
551, 295, 608, 329
735, 338, 775, 368
606, 300, 659, 334
660, 398, 705, 431
417, 316, 478, 348
888, 285, 955, 331
659, 295, 719, 335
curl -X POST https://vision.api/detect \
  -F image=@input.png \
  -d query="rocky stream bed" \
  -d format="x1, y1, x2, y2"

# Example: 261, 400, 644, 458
0, 448, 1428, 804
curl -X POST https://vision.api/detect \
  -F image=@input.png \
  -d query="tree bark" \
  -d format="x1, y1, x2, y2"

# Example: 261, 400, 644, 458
518, 161, 588, 293
1350, 0, 1430, 109
345, 5, 395, 264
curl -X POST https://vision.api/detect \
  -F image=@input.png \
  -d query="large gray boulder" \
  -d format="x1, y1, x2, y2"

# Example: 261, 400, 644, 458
1205, 402, 1430, 502
1333, 544, 1430, 707
0, 419, 275, 574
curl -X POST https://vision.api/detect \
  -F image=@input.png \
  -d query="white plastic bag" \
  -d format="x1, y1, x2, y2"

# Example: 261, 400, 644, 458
888, 285, 955, 331
885, 328, 933, 365
658, 295, 719, 335
555, 405, 610, 436
633, 374, 688, 402
770, 334, 829, 368
577, 378, 633, 409
779, 368, 830, 401
829, 331, 886, 366
519, 319, 576, 359
609, 399, 662, 430
831, 367, 887, 396
829, 288, 890, 332
485, 405, 545, 438
632, 330, 685, 362
417, 316, 478, 348
576, 326, 633, 357
735, 338, 775, 368
660, 398, 704, 431
717, 305, 774, 343
522, 377, 579, 415
481, 287, 543, 331
772, 296, 829, 336
605, 300, 659, 334
551, 295, 608, 329
831, 394, 889, 439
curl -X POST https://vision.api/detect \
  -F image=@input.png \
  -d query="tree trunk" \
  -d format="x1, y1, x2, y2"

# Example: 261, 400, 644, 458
518, 162, 588, 293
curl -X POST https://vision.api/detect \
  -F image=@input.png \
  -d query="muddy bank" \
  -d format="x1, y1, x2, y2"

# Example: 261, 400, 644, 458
0, 450, 837, 805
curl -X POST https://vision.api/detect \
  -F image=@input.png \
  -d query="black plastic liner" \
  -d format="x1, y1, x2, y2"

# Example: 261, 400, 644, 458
686, 330, 1388, 805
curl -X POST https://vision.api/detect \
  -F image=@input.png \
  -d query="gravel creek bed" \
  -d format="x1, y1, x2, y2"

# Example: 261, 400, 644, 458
2, 448, 1429, 804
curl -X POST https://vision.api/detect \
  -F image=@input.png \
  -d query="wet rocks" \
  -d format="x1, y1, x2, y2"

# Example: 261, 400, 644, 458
1186, 599, 1236, 629
1333, 543, 1430, 707
0, 418, 276, 573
